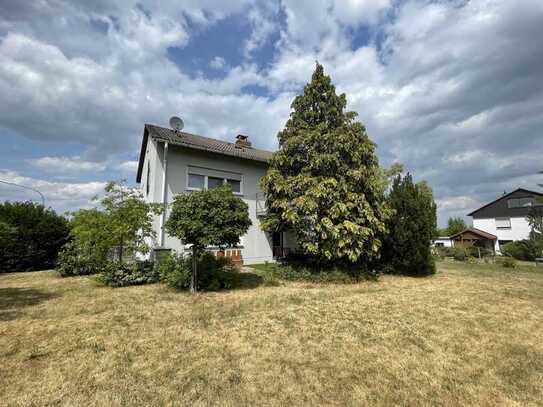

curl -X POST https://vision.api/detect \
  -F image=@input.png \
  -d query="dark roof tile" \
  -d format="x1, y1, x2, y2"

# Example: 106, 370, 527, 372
137, 124, 273, 182
146, 124, 273, 163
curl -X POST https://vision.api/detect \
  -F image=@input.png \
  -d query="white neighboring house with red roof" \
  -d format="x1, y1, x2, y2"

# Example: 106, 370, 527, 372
467, 188, 543, 253
136, 124, 296, 265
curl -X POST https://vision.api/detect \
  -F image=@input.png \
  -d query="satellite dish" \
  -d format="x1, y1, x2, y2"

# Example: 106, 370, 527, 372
169, 116, 184, 132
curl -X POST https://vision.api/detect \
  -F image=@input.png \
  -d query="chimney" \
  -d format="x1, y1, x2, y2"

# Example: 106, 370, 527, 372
235, 134, 252, 148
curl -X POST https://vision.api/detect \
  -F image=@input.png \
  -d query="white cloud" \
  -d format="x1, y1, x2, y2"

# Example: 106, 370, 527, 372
117, 161, 139, 173
0, 170, 106, 213
209, 56, 226, 70
29, 156, 106, 174
333, 0, 392, 26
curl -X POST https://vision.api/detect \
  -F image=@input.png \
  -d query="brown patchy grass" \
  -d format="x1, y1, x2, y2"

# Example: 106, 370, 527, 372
1, 262, 543, 406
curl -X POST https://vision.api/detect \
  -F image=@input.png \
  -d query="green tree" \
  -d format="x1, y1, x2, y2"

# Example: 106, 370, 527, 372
261, 62, 391, 266
100, 181, 162, 262
447, 217, 467, 236
0, 201, 70, 272
527, 197, 543, 256
70, 208, 112, 261
165, 185, 251, 292
381, 174, 437, 276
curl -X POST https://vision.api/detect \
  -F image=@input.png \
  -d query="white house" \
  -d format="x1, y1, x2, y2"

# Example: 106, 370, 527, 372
432, 237, 453, 248
136, 123, 296, 265
467, 188, 543, 253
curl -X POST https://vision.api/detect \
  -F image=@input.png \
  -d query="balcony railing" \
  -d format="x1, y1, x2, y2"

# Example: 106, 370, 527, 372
255, 192, 267, 216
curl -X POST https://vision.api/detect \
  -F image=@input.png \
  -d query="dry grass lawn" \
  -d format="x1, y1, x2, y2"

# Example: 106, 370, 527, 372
1, 261, 543, 406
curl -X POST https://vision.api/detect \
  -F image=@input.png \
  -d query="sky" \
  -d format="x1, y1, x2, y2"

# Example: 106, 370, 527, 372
0, 0, 542, 226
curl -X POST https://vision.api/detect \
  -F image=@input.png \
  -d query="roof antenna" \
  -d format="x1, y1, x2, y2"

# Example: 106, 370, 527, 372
169, 116, 184, 135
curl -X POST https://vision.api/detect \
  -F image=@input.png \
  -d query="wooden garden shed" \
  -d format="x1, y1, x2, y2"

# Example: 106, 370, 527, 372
449, 228, 497, 254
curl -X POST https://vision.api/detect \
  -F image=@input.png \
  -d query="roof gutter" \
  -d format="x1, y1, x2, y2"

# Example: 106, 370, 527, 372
159, 141, 169, 247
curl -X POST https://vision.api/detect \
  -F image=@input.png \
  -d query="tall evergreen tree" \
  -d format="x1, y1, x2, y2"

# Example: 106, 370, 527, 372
261, 63, 391, 266
381, 174, 437, 276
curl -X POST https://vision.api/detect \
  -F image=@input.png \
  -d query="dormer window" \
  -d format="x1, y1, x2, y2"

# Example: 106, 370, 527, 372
507, 197, 534, 208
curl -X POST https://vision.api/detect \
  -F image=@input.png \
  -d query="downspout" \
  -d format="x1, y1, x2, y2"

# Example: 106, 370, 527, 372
159, 141, 169, 247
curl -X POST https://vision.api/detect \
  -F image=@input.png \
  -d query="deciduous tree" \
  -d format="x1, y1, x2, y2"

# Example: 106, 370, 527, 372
165, 185, 251, 292
447, 217, 467, 236
101, 181, 163, 262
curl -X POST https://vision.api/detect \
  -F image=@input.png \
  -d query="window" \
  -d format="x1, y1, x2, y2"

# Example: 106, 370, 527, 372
186, 166, 243, 195
207, 176, 224, 189
226, 179, 241, 193
508, 197, 534, 208
496, 217, 511, 229
435, 242, 444, 247
188, 173, 205, 190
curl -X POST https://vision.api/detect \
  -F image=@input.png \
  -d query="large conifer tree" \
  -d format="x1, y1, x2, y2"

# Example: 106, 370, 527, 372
261, 63, 390, 265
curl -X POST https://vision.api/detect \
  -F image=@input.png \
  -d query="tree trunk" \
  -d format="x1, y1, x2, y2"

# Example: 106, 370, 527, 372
119, 235, 124, 264
191, 246, 198, 293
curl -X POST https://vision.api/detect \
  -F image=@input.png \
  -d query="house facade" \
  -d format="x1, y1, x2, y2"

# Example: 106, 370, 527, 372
467, 188, 543, 253
136, 124, 296, 265
432, 237, 453, 248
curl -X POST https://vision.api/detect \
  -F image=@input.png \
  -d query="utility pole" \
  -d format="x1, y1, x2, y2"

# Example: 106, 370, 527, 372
0, 180, 45, 206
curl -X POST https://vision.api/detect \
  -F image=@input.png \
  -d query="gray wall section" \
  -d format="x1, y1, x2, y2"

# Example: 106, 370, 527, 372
144, 140, 279, 264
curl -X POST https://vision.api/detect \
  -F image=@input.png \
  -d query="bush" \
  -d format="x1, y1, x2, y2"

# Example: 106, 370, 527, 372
0, 201, 70, 272
381, 174, 437, 276
159, 252, 236, 291
96, 261, 159, 287
452, 247, 467, 262
435, 246, 455, 258
56, 242, 106, 277
501, 240, 540, 261
158, 253, 191, 290
500, 257, 517, 268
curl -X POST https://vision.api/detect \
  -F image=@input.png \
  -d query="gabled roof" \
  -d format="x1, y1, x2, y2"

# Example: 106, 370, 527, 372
449, 227, 497, 240
136, 124, 274, 182
467, 188, 543, 217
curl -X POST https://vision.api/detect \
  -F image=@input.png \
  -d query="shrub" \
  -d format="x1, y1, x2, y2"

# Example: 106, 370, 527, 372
0, 201, 70, 272
500, 257, 517, 268
465, 246, 494, 258
466, 256, 478, 264
158, 253, 191, 290
436, 246, 455, 258
501, 240, 539, 261
381, 174, 437, 276
96, 261, 159, 287
452, 247, 467, 262
56, 242, 106, 277
159, 252, 236, 291
262, 262, 372, 284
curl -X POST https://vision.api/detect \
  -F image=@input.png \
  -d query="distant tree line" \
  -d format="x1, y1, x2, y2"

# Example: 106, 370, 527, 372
0, 201, 70, 272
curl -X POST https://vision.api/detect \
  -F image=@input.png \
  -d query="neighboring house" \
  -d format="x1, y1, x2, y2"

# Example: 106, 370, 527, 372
467, 188, 543, 253
432, 237, 453, 248
136, 124, 296, 265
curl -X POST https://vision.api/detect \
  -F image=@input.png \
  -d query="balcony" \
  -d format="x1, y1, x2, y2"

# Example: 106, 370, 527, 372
256, 192, 267, 216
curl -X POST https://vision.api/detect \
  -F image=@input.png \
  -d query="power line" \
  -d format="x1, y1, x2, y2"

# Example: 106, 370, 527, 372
0, 180, 45, 206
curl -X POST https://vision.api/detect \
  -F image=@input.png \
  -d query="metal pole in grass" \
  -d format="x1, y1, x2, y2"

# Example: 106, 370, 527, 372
0, 179, 45, 207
